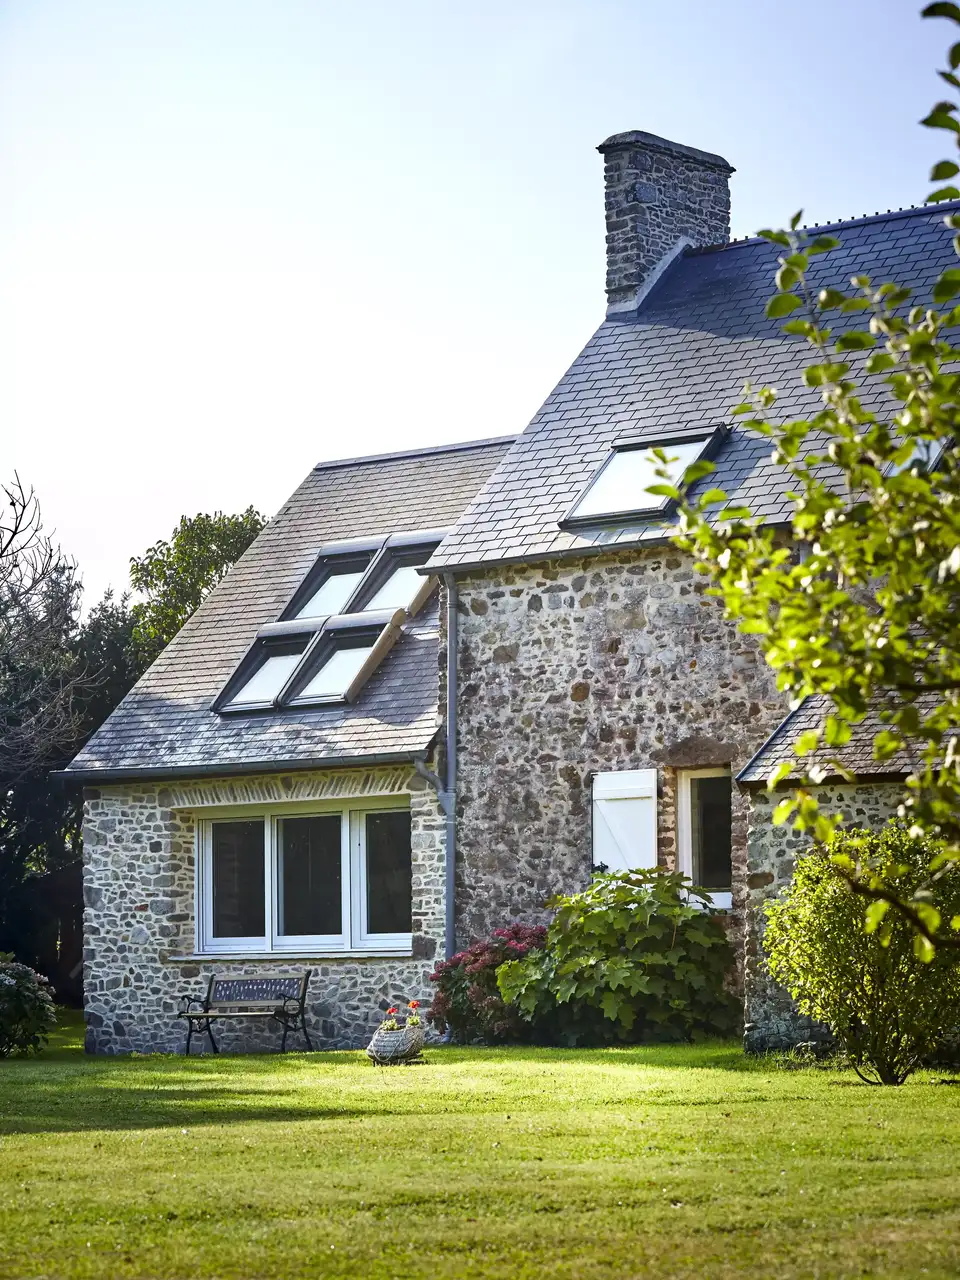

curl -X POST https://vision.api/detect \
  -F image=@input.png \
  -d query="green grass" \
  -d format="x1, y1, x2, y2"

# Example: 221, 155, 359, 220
0, 1011, 959, 1279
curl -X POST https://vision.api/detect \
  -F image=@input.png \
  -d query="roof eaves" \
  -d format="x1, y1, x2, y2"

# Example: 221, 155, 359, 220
312, 435, 517, 474
53, 747, 430, 788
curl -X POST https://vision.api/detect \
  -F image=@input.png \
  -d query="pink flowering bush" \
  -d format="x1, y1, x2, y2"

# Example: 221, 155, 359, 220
427, 924, 546, 1043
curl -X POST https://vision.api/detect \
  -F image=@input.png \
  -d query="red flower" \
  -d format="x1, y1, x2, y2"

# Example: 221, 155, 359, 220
386, 1006, 398, 1015
408, 1000, 420, 1009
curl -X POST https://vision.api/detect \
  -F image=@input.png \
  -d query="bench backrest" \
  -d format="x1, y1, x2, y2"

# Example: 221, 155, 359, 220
206, 972, 310, 1009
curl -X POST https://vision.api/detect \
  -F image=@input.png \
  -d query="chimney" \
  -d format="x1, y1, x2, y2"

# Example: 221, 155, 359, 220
597, 130, 735, 317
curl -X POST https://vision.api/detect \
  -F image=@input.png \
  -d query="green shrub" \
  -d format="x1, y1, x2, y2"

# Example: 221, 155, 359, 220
496, 871, 739, 1045
0, 954, 56, 1057
763, 826, 960, 1086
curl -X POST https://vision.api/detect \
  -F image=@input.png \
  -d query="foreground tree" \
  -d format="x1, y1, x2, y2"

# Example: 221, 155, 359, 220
129, 507, 264, 666
667, 4, 960, 952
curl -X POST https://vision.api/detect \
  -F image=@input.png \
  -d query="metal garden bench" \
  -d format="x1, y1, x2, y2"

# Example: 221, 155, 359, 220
176, 971, 313, 1055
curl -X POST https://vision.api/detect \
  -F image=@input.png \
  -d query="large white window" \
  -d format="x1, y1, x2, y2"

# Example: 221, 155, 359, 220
196, 800, 412, 955
676, 767, 733, 910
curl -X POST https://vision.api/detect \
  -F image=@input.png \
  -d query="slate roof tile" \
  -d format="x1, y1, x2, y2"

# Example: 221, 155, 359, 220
66, 438, 512, 779
430, 203, 959, 572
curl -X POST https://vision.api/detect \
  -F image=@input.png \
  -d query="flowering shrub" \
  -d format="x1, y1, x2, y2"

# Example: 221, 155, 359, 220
428, 924, 547, 1043
0, 954, 56, 1057
497, 872, 738, 1046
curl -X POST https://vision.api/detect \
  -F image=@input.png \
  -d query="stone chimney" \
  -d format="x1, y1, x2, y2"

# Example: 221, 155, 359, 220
597, 130, 735, 317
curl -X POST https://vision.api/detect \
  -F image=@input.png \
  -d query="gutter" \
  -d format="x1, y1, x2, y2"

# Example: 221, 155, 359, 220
52, 749, 421, 787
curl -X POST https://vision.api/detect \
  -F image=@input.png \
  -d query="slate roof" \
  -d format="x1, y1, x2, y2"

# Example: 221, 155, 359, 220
65, 438, 513, 781
430, 202, 960, 571
737, 694, 923, 786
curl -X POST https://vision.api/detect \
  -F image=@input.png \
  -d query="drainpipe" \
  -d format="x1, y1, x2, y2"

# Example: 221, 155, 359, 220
442, 572, 458, 962
413, 573, 458, 963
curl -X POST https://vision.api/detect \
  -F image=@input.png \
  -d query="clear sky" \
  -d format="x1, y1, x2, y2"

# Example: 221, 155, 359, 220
0, 0, 948, 603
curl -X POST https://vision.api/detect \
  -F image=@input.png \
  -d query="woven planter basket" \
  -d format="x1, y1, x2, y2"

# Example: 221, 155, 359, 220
366, 1022, 425, 1065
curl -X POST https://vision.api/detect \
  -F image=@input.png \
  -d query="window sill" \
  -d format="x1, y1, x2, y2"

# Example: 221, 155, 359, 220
170, 950, 414, 963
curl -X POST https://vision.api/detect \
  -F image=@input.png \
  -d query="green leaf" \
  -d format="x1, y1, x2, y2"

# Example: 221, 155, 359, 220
921, 106, 960, 133
835, 331, 876, 351
808, 235, 840, 255
951, 41, 960, 68
932, 159, 960, 179
776, 264, 800, 291
818, 288, 847, 310
766, 293, 803, 318
864, 899, 890, 934
864, 351, 896, 373
793, 729, 821, 756
923, 1, 960, 19
772, 797, 797, 826
928, 184, 960, 203
913, 933, 936, 964
758, 229, 791, 247
789, 210, 803, 230
933, 266, 960, 301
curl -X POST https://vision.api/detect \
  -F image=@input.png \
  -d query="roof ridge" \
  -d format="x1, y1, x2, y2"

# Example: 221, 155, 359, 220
689, 199, 960, 256
313, 434, 516, 473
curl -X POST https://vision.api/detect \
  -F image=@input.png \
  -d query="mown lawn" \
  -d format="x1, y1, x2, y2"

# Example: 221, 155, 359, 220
0, 1013, 958, 1278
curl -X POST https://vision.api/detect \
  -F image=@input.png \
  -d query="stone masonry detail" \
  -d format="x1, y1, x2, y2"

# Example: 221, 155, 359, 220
452, 547, 788, 967
597, 131, 734, 314
743, 780, 903, 1051
82, 766, 445, 1054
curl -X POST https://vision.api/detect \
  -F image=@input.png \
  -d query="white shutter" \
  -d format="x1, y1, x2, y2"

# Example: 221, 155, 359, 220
592, 769, 658, 871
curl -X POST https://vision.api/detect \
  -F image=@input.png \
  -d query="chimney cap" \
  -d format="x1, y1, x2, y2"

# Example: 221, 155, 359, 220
597, 130, 734, 174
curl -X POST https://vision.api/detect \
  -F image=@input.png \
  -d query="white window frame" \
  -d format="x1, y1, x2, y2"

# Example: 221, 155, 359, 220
676, 767, 733, 911
195, 796, 412, 956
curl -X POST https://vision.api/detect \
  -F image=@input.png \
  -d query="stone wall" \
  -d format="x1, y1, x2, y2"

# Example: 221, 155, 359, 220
452, 547, 788, 963
743, 780, 904, 1051
82, 765, 445, 1054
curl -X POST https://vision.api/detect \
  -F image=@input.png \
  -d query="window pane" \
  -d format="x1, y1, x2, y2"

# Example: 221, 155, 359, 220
212, 821, 265, 937
571, 440, 704, 520
297, 644, 375, 700
364, 564, 424, 612
228, 652, 302, 706
691, 775, 732, 889
297, 571, 365, 619
365, 811, 412, 934
279, 816, 342, 937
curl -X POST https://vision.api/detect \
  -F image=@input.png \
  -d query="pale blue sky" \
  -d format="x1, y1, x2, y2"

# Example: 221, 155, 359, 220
0, 1, 947, 601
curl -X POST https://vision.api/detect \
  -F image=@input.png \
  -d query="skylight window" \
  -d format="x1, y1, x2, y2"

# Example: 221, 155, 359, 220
224, 641, 308, 710
295, 570, 365, 619
562, 426, 728, 529
293, 642, 376, 703
363, 564, 426, 612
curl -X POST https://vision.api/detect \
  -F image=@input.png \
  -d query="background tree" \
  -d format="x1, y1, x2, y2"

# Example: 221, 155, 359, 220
0, 492, 265, 997
129, 507, 264, 666
668, 2, 960, 952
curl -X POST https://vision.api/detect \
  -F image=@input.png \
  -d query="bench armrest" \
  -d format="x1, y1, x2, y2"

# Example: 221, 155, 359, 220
277, 995, 304, 1019
177, 994, 208, 1016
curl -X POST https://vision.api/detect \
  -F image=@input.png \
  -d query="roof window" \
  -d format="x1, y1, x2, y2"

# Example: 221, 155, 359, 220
562, 425, 728, 529
221, 637, 311, 712
213, 528, 446, 715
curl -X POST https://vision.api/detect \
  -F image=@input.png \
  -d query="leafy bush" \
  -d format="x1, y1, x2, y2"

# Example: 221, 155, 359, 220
496, 871, 738, 1046
763, 826, 960, 1085
0, 954, 56, 1057
428, 924, 547, 1043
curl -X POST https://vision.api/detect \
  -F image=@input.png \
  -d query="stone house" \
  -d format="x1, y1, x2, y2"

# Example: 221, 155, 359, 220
64, 130, 953, 1053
